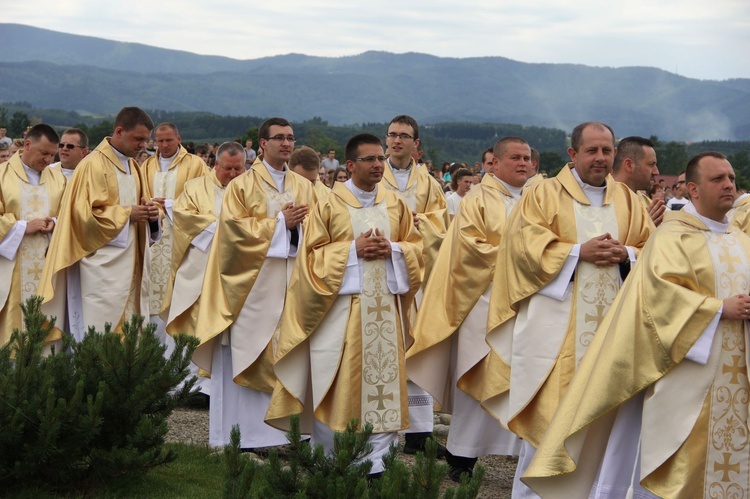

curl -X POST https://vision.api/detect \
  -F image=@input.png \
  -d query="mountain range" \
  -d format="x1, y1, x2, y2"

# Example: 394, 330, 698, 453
1, 23, 749, 141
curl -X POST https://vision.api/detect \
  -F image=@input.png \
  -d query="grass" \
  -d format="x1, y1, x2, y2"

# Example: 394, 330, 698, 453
6, 443, 226, 499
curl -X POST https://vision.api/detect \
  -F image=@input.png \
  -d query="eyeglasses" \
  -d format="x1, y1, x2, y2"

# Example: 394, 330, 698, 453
266, 135, 296, 143
59, 143, 83, 150
386, 132, 414, 141
353, 155, 387, 163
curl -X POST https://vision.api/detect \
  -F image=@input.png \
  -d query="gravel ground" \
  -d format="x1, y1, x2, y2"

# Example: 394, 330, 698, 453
167, 407, 516, 497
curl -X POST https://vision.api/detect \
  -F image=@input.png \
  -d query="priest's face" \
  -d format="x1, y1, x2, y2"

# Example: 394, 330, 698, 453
385, 122, 417, 164
688, 156, 736, 222
22, 135, 58, 172
348, 143, 385, 191
261, 125, 295, 169
59, 132, 89, 170
112, 124, 152, 158
155, 127, 182, 158
568, 125, 615, 187
494, 141, 531, 188
215, 151, 245, 187
631, 146, 659, 192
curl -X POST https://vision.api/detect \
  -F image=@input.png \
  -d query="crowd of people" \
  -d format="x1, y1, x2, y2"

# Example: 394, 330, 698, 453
2, 108, 749, 497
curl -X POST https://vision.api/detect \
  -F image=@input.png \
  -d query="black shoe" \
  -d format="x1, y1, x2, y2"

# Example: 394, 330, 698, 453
448, 465, 473, 483
446, 451, 476, 482
367, 471, 384, 483
403, 433, 447, 459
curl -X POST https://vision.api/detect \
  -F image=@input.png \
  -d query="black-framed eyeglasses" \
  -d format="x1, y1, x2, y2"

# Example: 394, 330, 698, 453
266, 135, 296, 143
59, 143, 83, 150
386, 132, 414, 141
353, 155, 387, 163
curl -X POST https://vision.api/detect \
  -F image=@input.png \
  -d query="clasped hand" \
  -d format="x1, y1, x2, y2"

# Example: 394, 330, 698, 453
355, 228, 391, 261
579, 233, 628, 266
130, 197, 160, 223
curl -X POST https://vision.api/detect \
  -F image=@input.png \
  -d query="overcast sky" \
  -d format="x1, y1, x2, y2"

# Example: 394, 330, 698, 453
5, 0, 749, 81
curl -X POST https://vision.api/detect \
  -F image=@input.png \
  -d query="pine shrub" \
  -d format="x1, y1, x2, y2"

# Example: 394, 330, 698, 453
0, 296, 199, 493
223, 416, 484, 498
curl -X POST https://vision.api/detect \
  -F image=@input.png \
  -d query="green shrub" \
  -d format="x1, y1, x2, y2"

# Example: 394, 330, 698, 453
0, 296, 199, 493
223, 416, 484, 498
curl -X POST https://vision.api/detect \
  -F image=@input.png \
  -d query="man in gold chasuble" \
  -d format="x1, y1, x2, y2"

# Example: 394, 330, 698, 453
481, 122, 654, 497
169, 118, 314, 449
39, 107, 160, 342
0, 124, 66, 348
266, 133, 423, 475
407, 136, 533, 481
523, 152, 750, 499
141, 122, 208, 372
162, 142, 244, 397
382, 115, 449, 456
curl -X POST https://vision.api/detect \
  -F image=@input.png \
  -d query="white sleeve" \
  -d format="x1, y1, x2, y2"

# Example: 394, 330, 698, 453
537, 244, 580, 301
266, 212, 290, 259
191, 221, 217, 253
338, 241, 361, 295
626, 246, 637, 266
685, 307, 722, 365
108, 223, 129, 248
0, 221, 27, 260
164, 199, 175, 223
386, 242, 410, 295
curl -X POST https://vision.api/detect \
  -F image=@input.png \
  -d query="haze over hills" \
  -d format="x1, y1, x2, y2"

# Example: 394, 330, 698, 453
1, 23, 748, 141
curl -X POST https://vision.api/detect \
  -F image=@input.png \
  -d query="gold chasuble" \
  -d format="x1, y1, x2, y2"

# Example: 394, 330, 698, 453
524, 210, 750, 499
39, 138, 154, 336
312, 180, 331, 203
168, 159, 314, 391
0, 154, 66, 345
142, 146, 208, 313
730, 195, 750, 234
481, 164, 653, 446
162, 170, 225, 327
380, 158, 448, 286
406, 174, 519, 411
266, 182, 423, 434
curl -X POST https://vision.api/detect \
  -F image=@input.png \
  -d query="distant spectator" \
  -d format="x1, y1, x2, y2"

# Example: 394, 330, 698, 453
667, 171, 689, 210
0, 143, 10, 163
446, 168, 473, 217
245, 139, 257, 166
0, 126, 11, 148
136, 149, 150, 165
321, 148, 340, 171
10, 138, 23, 155
332, 166, 349, 184
195, 144, 211, 166
318, 165, 330, 187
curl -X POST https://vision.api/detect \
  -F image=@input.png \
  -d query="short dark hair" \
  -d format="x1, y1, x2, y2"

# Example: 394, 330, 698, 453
530, 148, 540, 165
25, 123, 59, 144
685, 152, 727, 185
345, 133, 382, 162
613, 136, 655, 173
492, 136, 529, 159
290, 146, 321, 171
571, 122, 615, 152
481, 148, 493, 164
259, 117, 291, 140
61, 127, 89, 148
388, 115, 419, 140
451, 168, 473, 191
114, 107, 154, 132
215, 141, 246, 164
155, 122, 179, 135
195, 144, 209, 155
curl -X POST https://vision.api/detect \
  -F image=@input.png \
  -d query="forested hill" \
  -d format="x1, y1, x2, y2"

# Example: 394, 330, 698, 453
1, 24, 749, 142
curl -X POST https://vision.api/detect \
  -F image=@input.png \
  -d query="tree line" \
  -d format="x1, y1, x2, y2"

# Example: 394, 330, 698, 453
2, 102, 748, 182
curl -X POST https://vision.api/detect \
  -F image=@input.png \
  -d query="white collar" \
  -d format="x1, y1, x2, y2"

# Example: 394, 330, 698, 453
684, 202, 730, 233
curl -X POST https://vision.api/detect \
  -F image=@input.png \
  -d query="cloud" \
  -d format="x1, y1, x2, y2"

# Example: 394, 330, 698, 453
3, 0, 749, 80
